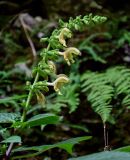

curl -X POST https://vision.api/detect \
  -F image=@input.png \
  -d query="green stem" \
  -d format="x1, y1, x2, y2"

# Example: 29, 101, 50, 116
21, 72, 39, 122
21, 43, 50, 122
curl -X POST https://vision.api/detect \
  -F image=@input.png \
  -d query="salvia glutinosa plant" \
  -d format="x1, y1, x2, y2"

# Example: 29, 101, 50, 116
1, 14, 107, 159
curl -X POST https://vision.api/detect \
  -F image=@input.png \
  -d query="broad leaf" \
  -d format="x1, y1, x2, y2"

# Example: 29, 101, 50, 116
54, 136, 91, 154
1, 136, 21, 143
25, 113, 60, 127
69, 151, 130, 160
12, 136, 91, 159
0, 113, 20, 123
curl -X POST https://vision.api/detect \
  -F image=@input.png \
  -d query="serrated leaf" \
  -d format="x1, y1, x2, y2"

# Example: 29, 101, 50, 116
54, 136, 91, 154
1, 136, 21, 143
69, 151, 130, 160
12, 136, 91, 159
0, 113, 21, 123
25, 113, 60, 127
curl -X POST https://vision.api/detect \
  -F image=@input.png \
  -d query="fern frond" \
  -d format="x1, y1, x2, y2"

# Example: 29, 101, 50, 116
122, 95, 130, 108
106, 67, 130, 108
46, 82, 80, 113
106, 66, 130, 95
81, 66, 130, 122
81, 71, 114, 123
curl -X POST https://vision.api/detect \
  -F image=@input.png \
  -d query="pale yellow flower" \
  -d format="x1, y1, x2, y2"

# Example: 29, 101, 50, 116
53, 74, 70, 95
59, 47, 81, 65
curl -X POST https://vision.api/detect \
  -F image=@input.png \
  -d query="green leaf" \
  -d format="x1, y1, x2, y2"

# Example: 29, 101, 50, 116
54, 136, 91, 154
25, 113, 60, 127
0, 113, 21, 123
12, 136, 91, 159
69, 151, 130, 160
1, 136, 21, 143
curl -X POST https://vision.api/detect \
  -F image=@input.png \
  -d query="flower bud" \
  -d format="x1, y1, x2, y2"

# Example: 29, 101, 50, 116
58, 28, 72, 47
48, 61, 56, 74
36, 91, 46, 107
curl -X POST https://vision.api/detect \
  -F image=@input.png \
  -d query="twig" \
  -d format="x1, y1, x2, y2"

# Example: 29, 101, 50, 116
19, 15, 37, 62
103, 123, 110, 151
103, 123, 107, 150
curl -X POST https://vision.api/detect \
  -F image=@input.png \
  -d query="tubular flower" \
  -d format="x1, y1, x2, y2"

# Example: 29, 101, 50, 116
58, 28, 72, 47
58, 47, 81, 65
53, 74, 70, 95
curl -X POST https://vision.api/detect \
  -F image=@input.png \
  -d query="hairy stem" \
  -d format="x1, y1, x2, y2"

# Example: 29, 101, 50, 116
21, 72, 39, 122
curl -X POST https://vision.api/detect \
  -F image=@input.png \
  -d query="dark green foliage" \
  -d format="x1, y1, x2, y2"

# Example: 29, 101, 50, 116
79, 32, 112, 63
69, 151, 130, 160
46, 84, 80, 113
0, 95, 26, 107
0, 33, 23, 55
